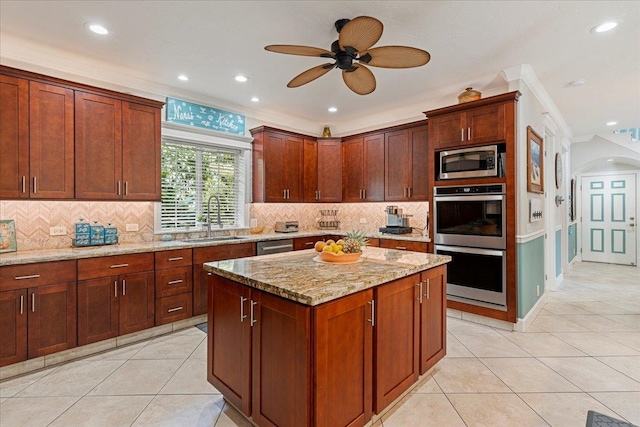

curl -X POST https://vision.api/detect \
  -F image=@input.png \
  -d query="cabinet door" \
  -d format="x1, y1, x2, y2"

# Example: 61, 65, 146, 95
466, 103, 505, 145
77, 276, 119, 345
0, 289, 27, 367
122, 102, 161, 201
314, 289, 373, 427
384, 130, 410, 201
75, 92, 122, 200
302, 139, 318, 202
342, 137, 364, 202
379, 239, 428, 252
284, 135, 304, 202
118, 271, 155, 336
29, 82, 74, 199
208, 275, 252, 415
0, 74, 29, 199
420, 265, 447, 374
28, 282, 77, 358
252, 289, 310, 427
409, 125, 429, 201
363, 134, 385, 201
263, 132, 286, 202
317, 138, 342, 202
374, 275, 420, 413
429, 112, 465, 149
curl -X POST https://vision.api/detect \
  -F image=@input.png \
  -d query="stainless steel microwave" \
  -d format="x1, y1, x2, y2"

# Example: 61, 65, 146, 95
439, 145, 499, 180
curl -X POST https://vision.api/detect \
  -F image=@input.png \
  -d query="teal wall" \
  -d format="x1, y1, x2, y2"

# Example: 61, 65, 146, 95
568, 223, 577, 263
517, 235, 545, 319
555, 229, 562, 277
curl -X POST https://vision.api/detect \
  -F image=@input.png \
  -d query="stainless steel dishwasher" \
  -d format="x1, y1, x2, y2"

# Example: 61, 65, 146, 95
256, 239, 294, 255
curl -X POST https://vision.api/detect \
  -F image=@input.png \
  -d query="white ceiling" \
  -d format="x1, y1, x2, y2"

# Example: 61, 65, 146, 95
1, 1, 638, 141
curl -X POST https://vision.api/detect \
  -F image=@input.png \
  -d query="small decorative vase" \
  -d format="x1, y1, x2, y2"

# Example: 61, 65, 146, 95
322, 126, 332, 138
457, 87, 482, 103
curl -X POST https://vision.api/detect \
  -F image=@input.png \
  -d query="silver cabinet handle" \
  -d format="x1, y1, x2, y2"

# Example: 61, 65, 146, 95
117, 181, 121, 196
461, 128, 465, 141
468, 127, 471, 140
240, 296, 248, 322
396, 246, 407, 250
167, 306, 183, 313
250, 300, 258, 326
110, 264, 129, 269
408, 187, 412, 198
31, 293, 35, 312
114, 281, 118, 297
122, 280, 126, 296
125, 181, 129, 196
19, 294, 24, 315
167, 257, 183, 262
403, 187, 407, 197
368, 300, 375, 327
363, 189, 366, 199
359, 189, 362, 199
167, 279, 183, 285
417, 281, 423, 304
317, 190, 321, 200
287, 189, 290, 199
283, 189, 287, 199
305, 241, 314, 246
15, 274, 40, 280
33, 176, 37, 194
22, 176, 26, 193
424, 278, 431, 299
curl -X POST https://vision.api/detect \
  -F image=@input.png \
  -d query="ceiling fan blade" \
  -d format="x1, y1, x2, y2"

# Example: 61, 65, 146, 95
287, 63, 336, 88
362, 46, 431, 68
265, 45, 334, 57
338, 16, 383, 52
342, 64, 376, 95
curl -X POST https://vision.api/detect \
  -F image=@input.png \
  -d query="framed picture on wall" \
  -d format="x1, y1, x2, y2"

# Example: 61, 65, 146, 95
527, 126, 544, 194
0, 219, 17, 253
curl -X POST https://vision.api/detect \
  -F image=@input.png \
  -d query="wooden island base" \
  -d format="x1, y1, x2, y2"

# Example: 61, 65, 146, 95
204, 248, 449, 427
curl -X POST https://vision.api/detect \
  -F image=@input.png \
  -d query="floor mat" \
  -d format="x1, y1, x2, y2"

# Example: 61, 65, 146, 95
195, 322, 207, 333
586, 410, 636, 427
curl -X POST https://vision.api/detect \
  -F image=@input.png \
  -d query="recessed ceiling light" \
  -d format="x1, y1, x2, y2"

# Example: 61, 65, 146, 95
607, 158, 614, 162
234, 75, 249, 83
178, 75, 189, 81
591, 21, 618, 33
328, 107, 338, 113
251, 97, 260, 102
567, 79, 585, 87
87, 23, 108, 35
606, 121, 617, 126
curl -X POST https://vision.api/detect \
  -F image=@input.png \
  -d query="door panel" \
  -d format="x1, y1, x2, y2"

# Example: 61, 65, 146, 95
28, 283, 77, 358
78, 276, 119, 345
0, 75, 29, 199
582, 174, 637, 265
0, 289, 27, 366
118, 271, 155, 335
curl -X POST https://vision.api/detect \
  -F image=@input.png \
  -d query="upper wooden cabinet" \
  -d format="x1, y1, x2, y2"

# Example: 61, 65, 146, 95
251, 126, 305, 202
342, 134, 385, 202
384, 125, 429, 201
304, 138, 342, 202
0, 74, 29, 199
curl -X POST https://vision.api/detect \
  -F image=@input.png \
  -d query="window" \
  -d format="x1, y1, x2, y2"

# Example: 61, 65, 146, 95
160, 140, 245, 231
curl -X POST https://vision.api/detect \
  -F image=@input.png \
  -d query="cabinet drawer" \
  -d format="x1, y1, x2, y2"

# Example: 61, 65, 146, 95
193, 242, 256, 264
379, 239, 427, 252
366, 238, 380, 247
294, 236, 320, 250
155, 293, 193, 325
155, 248, 192, 270
0, 260, 76, 291
155, 266, 193, 297
78, 253, 154, 280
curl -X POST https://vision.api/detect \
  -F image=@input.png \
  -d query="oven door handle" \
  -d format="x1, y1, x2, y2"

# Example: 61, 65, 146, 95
433, 194, 504, 202
435, 244, 505, 257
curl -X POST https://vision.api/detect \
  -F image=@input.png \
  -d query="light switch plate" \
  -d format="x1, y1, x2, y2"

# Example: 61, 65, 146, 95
359, 218, 367, 224
250, 218, 258, 227
50, 226, 67, 236
125, 223, 139, 232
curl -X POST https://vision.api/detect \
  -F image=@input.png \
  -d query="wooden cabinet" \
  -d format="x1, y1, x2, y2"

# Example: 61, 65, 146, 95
384, 125, 428, 201
0, 261, 77, 366
314, 288, 373, 427
379, 239, 428, 252
155, 249, 193, 325
419, 265, 447, 374
293, 235, 339, 251
342, 134, 385, 202
305, 138, 342, 202
0, 74, 29, 199
251, 127, 304, 202
193, 242, 256, 316
208, 275, 310, 425
77, 253, 154, 345
76, 92, 161, 201
429, 102, 505, 149
373, 274, 420, 412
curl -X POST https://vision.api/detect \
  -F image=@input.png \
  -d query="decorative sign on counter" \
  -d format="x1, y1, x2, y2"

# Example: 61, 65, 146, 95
166, 97, 245, 136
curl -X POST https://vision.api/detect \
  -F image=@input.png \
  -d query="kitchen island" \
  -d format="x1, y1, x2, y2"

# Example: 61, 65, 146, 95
204, 246, 451, 427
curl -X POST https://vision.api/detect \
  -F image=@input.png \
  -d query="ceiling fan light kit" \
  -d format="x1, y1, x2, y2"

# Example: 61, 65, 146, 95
265, 16, 430, 95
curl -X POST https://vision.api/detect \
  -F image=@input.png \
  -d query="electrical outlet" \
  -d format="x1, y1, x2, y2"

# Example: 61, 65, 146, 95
536, 285, 540, 296
250, 218, 258, 227
49, 226, 67, 236
359, 218, 367, 224
125, 223, 139, 232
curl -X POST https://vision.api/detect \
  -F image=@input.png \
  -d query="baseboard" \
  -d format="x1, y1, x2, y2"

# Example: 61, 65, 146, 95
515, 293, 547, 332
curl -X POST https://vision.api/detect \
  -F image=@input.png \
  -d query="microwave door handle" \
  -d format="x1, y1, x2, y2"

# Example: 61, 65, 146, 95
435, 194, 504, 202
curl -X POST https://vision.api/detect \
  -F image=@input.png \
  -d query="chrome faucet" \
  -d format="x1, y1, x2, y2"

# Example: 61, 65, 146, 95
206, 194, 223, 238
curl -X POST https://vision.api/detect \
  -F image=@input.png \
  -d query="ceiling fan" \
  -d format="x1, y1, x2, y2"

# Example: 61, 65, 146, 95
264, 16, 431, 95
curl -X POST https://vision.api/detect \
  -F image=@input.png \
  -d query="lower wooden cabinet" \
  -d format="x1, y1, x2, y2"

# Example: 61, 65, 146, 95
379, 238, 428, 252
155, 292, 193, 325
155, 249, 193, 325
0, 289, 27, 366
419, 265, 447, 374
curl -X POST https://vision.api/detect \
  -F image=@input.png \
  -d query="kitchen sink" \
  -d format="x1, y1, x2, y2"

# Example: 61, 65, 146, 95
181, 236, 250, 243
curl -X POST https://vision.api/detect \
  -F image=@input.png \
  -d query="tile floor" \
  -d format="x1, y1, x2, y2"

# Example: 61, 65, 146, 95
1, 261, 638, 426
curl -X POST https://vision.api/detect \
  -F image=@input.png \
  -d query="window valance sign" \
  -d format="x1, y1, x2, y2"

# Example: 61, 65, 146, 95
166, 97, 245, 136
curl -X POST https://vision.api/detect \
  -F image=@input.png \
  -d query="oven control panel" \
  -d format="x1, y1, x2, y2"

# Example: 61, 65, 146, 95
529, 198, 543, 222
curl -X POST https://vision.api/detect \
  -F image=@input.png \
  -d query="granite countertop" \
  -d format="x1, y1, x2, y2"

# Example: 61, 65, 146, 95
203, 246, 450, 306
0, 230, 431, 267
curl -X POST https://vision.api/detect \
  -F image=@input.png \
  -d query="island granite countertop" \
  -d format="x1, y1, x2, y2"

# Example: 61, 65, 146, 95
203, 246, 450, 306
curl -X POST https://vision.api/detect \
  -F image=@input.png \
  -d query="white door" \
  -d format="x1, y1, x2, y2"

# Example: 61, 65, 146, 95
581, 174, 637, 265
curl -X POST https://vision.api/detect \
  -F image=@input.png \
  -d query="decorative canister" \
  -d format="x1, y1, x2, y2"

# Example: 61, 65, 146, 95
90, 221, 105, 245
104, 223, 118, 245
457, 87, 482, 103
74, 219, 91, 247
74, 218, 90, 234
